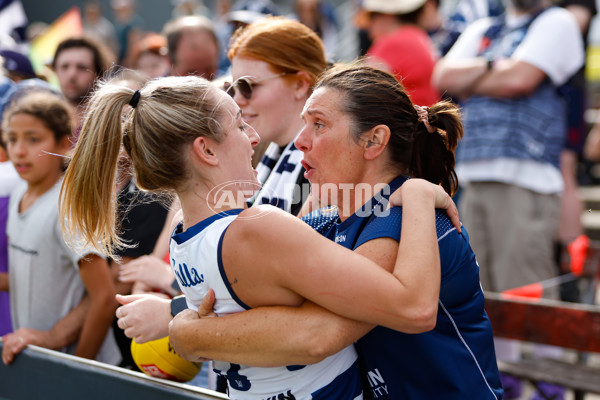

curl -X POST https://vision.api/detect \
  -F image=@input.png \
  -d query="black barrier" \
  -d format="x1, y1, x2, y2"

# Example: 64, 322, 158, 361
0, 341, 228, 400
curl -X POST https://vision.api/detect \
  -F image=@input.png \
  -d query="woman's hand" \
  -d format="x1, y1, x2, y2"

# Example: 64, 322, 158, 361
115, 294, 172, 343
168, 289, 216, 363
119, 255, 176, 294
389, 179, 461, 232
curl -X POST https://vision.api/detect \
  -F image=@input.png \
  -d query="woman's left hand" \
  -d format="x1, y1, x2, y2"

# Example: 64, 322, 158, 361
388, 179, 461, 232
168, 289, 217, 363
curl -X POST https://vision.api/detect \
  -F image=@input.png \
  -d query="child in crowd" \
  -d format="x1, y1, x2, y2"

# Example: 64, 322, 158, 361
1, 92, 120, 365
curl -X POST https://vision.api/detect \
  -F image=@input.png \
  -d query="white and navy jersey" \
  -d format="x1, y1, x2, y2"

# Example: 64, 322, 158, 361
169, 209, 362, 400
302, 177, 503, 400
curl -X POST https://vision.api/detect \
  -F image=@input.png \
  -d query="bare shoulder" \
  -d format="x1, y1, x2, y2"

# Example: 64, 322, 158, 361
230, 205, 317, 244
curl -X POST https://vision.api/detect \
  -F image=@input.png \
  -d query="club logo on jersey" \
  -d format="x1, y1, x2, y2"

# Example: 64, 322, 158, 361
174, 262, 204, 288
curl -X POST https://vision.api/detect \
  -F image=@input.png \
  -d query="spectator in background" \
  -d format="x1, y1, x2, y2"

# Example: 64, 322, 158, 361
294, 0, 339, 60
51, 36, 115, 139
362, 0, 440, 106
0, 50, 36, 83
214, 0, 234, 73
433, 0, 584, 398
429, 0, 504, 57
226, 16, 327, 215
232, 0, 281, 16
83, 1, 119, 56
131, 33, 171, 80
111, 0, 143, 67
162, 15, 220, 79
171, 0, 211, 18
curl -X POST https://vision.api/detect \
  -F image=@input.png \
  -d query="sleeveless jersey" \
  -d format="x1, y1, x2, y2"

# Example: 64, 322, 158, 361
302, 177, 503, 400
169, 209, 362, 400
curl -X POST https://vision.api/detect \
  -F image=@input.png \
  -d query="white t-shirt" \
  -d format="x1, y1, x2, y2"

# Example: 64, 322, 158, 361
445, 7, 583, 86
446, 7, 584, 194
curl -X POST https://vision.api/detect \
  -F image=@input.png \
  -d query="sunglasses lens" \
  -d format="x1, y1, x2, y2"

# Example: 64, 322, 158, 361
225, 78, 255, 100
237, 79, 252, 100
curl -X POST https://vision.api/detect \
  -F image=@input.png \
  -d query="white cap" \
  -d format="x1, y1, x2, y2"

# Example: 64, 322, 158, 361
363, 0, 428, 15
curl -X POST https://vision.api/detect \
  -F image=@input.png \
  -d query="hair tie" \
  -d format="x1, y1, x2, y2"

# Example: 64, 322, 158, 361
414, 105, 435, 133
129, 90, 141, 108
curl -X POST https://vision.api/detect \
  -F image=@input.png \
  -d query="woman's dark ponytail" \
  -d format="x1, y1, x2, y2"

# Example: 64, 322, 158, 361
410, 100, 463, 196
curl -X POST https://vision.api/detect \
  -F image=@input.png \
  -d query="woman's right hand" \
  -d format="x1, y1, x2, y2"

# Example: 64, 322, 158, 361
389, 179, 461, 232
115, 294, 172, 343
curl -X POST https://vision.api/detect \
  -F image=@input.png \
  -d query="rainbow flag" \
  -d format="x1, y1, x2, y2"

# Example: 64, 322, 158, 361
29, 6, 83, 85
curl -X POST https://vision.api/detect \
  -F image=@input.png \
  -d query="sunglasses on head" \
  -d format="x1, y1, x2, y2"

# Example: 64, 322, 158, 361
224, 72, 289, 100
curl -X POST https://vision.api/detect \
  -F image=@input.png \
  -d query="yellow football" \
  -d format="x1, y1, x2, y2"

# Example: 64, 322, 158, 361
130, 336, 201, 382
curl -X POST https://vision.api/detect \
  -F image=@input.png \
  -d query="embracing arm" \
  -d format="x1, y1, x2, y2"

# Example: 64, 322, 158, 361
169, 235, 433, 366
75, 254, 118, 359
169, 179, 448, 363
171, 295, 371, 366
250, 178, 442, 331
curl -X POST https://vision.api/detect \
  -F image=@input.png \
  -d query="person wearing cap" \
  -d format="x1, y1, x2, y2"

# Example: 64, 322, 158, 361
362, 0, 440, 106
0, 50, 36, 82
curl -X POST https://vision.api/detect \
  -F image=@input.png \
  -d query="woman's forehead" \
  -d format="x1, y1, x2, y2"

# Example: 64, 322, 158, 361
304, 87, 344, 116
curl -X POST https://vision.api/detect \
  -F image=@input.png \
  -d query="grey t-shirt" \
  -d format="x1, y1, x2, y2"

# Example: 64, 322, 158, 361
7, 178, 120, 365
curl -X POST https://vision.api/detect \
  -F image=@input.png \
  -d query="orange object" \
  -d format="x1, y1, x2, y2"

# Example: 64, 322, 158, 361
502, 282, 544, 299
568, 234, 589, 277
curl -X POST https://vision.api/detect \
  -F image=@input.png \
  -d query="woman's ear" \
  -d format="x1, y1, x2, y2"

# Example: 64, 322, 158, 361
293, 71, 312, 101
191, 136, 219, 166
363, 124, 390, 160
58, 135, 73, 154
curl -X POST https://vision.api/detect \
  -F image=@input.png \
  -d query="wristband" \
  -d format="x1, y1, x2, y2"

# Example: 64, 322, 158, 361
166, 278, 181, 297
170, 295, 188, 317
486, 57, 494, 71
